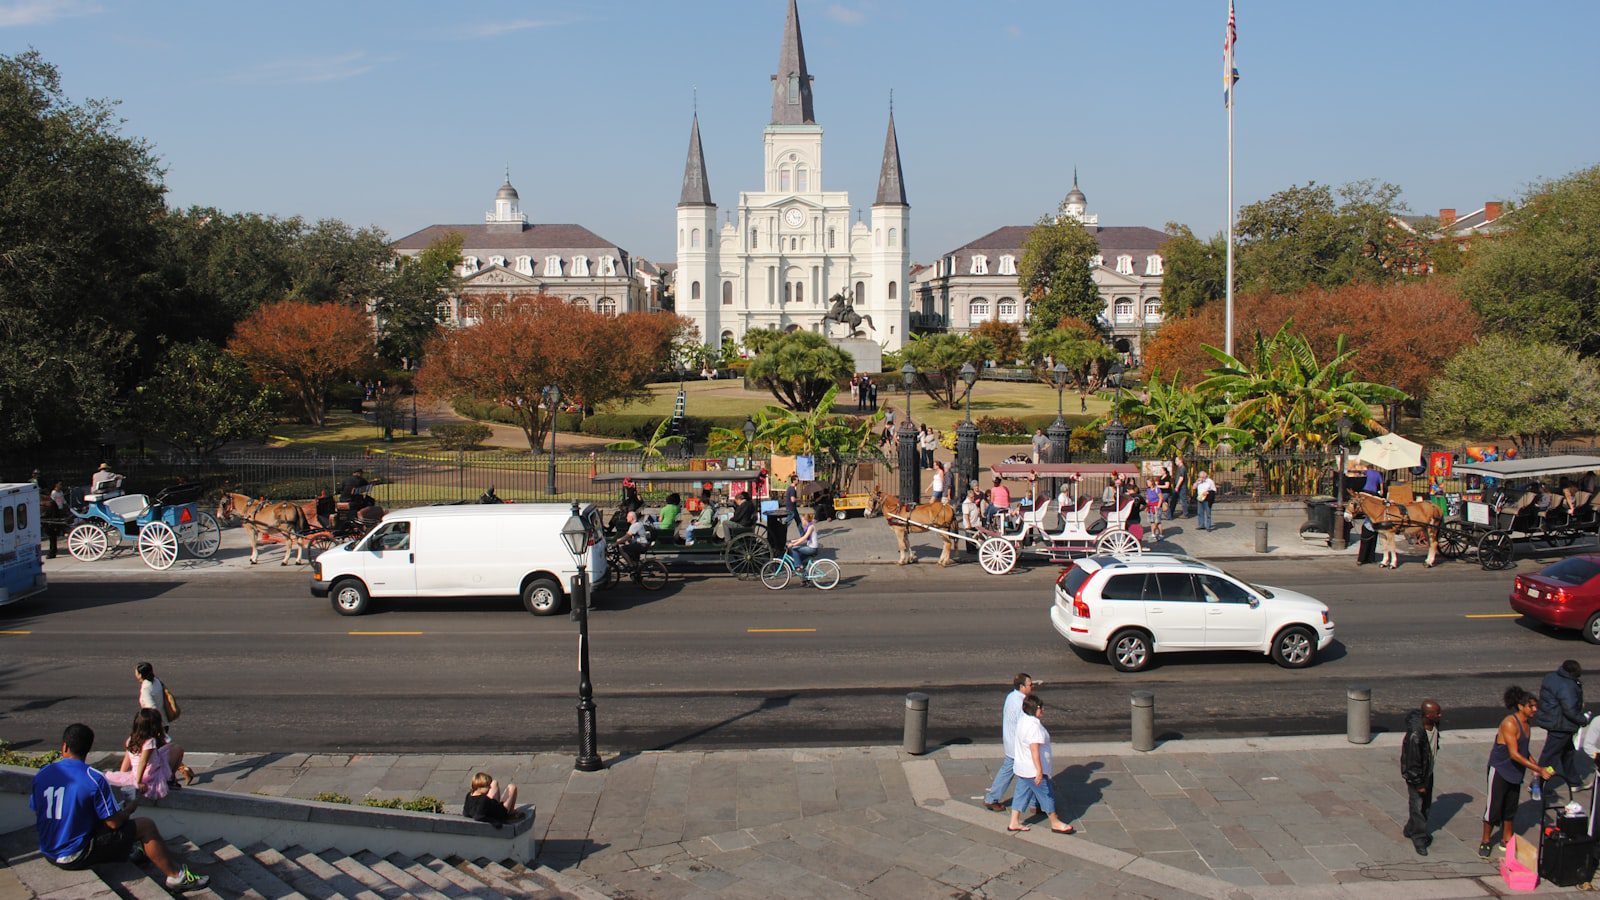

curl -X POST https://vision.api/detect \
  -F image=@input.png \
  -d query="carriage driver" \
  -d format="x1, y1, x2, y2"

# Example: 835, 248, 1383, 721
89, 463, 122, 496
338, 468, 371, 502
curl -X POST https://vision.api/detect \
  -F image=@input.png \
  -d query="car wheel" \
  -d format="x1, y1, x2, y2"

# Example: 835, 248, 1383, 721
330, 579, 370, 616
1585, 612, 1600, 646
1271, 625, 1317, 668
1107, 629, 1152, 672
522, 576, 565, 616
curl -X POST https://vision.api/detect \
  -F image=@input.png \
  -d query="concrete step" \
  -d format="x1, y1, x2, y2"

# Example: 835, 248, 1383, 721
202, 839, 304, 899
245, 844, 348, 900
482, 861, 580, 899
86, 860, 170, 900
167, 837, 253, 899
449, 858, 526, 897
0, 826, 119, 900
415, 855, 498, 897
314, 850, 404, 899
351, 851, 451, 900
280, 847, 381, 900
500, 863, 611, 900
381, 852, 473, 899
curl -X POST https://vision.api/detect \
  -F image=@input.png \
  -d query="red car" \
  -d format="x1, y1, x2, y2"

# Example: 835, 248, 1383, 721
1510, 556, 1600, 643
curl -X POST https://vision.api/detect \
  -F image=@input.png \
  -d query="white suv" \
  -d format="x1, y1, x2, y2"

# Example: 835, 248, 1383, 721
1050, 554, 1335, 672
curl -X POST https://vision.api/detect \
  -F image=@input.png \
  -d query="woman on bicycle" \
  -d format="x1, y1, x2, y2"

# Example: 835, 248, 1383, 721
787, 510, 820, 568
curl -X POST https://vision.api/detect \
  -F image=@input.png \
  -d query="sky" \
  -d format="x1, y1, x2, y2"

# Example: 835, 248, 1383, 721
6, 0, 1599, 264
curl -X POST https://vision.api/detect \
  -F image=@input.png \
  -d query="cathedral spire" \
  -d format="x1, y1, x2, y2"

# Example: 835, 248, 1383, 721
874, 109, 908, 207
678, 113, 714, 207
770, 0, 816, 125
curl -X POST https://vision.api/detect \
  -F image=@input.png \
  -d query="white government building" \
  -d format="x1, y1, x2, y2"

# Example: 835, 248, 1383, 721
675, 0, 912, 351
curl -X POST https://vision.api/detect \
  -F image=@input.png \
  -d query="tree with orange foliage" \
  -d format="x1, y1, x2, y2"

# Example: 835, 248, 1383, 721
1142, 279, 1478, 398
228, 300, 374, 425
418, 294, 682, 451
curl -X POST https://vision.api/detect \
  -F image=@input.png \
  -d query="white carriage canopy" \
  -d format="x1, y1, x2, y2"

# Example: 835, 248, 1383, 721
1460, 456, 1600, 480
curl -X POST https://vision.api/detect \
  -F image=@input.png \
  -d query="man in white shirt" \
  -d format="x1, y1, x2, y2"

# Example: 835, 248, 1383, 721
981, 674, 1034, 810
1195, 471, 1218, 531
1007, 694, 1075, 834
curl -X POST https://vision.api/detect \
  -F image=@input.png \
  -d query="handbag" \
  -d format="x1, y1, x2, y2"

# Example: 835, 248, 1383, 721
162, 685, 181, 722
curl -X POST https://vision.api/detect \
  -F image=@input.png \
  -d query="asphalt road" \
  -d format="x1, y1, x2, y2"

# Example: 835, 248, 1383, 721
0, 555, 1591, 754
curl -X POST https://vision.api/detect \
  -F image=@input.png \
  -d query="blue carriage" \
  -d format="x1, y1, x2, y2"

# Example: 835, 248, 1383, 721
66, 479, 222, 570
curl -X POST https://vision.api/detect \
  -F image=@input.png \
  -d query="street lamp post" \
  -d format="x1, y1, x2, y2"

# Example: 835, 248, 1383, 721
898, 362, 921, 505
956, 363, 979, 503
410, 385, 419, 436
1047, 363, 1072, 497
561, 507, 603, 772
1333, 414, 1352, 548
1103, 380, 1128, 465
544, 385, 562, 497
742, 416, 757, 467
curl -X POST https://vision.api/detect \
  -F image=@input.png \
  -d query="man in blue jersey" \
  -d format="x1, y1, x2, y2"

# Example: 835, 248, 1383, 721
30, 723, 208, 891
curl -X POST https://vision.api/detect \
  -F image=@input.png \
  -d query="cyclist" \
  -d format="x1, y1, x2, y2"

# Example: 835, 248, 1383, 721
786, 509, 820, 574
618, 510, 652, 567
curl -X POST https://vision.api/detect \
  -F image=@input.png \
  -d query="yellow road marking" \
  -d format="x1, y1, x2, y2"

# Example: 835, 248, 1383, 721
747, 628, 816, 634
348, 631, 424, 635
1463, 614, 1520, 619
0, 630, 31, 635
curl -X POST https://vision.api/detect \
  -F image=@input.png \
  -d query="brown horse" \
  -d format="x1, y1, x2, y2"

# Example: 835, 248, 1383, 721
875, 488, 956, 566
1344, 492, 1441, 568
217, 492, 310, 566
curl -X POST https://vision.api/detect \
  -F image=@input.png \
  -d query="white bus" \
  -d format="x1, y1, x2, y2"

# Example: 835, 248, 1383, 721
0, 483, 48, 606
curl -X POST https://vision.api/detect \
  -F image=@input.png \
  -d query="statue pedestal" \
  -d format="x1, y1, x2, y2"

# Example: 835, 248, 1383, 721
832, 337, 882, 375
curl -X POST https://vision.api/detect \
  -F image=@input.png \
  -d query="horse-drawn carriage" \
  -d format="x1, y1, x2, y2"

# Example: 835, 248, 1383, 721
1438, 455, 1600, 570
593, 471, 772, 585
66, 480, 222, 571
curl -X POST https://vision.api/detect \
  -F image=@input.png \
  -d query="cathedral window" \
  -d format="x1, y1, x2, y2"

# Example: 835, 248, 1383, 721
970, 255, 988, 276
795, 282, 804, 303
1145, 254, 1163, 276
750, 228, 758, 249
997, 298, 1018, 322
1144, 299, 1162, 322
888, 228, 898, 247
780, 169, 791, 192
1116, 254, 1133, 275
998, 255, 1017, 276
515, 255, 532, 275
970, 298, 990, 323
888, 281, 898, 301
855, 280, 865, 302
488, 255, 506, 268
691, 281, 701, 300
797, 167, 809, 191
691, 229, 701, 249
1114, 298, 1134, 322
874, 228, 882, 247
598, 297, 617, 317
783, 282, 791, 303
544, 255, 562, 277
722, 281, 733, 306
827, 227, 836, 249
572, 256, 590, 277
599, 255, 616, 276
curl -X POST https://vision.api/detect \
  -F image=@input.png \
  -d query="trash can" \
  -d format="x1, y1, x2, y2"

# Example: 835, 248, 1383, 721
766, 513, 789, 558
1304, 495, 1335, 535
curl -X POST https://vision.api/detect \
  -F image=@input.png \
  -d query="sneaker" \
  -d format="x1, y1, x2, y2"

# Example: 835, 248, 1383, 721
1414, 843, 1428, 856
1477, 841, 1492, 859
165, 868, 209, 892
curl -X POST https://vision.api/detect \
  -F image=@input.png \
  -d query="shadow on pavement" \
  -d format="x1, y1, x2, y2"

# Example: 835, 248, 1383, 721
1054, 761, 1110, 823
647, 694, 797, 751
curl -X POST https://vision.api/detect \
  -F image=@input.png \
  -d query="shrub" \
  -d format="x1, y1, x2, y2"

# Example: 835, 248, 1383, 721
975, 415, 1025, 436
430, 423, 492, 450
312, 792, 353, 804
0, 741, 59, 768
362, 795, 445, 813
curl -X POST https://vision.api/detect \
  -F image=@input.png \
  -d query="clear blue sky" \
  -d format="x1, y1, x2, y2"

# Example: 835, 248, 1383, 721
7, 0, 1598, 263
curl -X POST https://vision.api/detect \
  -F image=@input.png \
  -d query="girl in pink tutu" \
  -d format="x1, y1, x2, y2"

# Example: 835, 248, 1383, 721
104, 709, 173, 800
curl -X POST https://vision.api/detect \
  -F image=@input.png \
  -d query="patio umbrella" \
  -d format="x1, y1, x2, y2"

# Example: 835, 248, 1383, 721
1357, 433, 1423, 471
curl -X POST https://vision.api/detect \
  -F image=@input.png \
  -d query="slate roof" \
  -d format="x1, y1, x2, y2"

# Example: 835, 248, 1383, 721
679, 114, 714, 207
940, 224, 1170, 272
391, 223, 625, 255
874, 111, 908, 207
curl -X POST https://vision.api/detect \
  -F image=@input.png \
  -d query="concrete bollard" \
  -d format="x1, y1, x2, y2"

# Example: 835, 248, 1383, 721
1255, 520, 1269, 553
1347, 686, 1372, 744
903, 692, 929, 755
1131, 690, 1155, 752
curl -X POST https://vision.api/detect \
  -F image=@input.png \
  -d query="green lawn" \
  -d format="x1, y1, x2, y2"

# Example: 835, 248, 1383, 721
267, 413, 451, 454
610, 378, 1112, 431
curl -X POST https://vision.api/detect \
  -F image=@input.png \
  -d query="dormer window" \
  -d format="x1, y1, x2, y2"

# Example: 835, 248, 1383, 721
998, 255, 1017, 276
488, 255, 506, 268
1146, 254, 1164, 276
1090, 254, 1104, 269
599, 255, 616, 277
515, 255, 532, 275
1116, 255, 1133, 275
544, 255, 562, 277
970, 255, 988, 276
461, 256, 479, 275
572, 256, 590, 277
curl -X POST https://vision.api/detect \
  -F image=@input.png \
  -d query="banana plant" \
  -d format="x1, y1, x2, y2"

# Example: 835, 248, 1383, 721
604, 416, 686, 470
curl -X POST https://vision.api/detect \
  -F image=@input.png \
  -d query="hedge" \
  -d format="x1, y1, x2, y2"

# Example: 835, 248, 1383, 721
429, 423, 492, 450
579, 413, 752, 442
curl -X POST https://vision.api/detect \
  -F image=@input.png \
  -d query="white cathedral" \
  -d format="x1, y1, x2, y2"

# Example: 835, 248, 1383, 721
675, 0, 912, 351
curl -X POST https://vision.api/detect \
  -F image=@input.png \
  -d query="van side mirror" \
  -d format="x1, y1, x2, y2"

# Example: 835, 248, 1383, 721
1247, 596, 1260, 609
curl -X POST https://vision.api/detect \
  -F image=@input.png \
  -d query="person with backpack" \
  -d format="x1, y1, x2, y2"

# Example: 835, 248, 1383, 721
134, 663, 193, 785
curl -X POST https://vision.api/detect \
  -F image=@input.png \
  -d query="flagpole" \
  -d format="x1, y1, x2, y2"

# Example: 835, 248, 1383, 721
1224, 0, 1235, 359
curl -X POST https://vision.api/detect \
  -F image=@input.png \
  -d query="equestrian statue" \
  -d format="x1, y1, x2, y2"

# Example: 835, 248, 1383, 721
822, 290, 875, 339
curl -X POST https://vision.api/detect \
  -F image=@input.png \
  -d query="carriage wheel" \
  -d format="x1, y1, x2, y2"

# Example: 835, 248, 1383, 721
308, 535, 338, 559
977, 537, 1018, 575
138, 521, 179, 570
1096, 529, 1143, 556
1477, 530, 1514, 571
1436, 523, 1470, 560
183, 512, 222, 558
724, 532, 770, 580
1546, 527, 1579, 548
67, 523, 111, 561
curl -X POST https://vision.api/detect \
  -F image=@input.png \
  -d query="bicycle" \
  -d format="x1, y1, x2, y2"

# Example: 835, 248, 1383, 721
759, 550, 840, 591
602, 543, 669, 591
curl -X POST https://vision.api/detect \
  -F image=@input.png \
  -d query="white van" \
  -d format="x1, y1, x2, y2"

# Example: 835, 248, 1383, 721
309, 503, 607, 616
0, 483, 47, 607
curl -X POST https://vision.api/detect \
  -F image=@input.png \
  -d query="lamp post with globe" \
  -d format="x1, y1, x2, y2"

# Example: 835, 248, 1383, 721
560, 507, 603, 772
898, 362, 921, 505
956, 362, 980, 502
543, 385, 562, 497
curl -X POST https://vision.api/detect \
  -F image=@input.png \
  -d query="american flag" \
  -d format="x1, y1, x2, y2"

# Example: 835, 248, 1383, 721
1224, 1, 1239, 107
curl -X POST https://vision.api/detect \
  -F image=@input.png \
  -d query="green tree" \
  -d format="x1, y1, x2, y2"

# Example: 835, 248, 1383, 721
1123, 374, 1245, 456
604, 417, 686, 468
1424, 334, 1600, 455
0, 51, 168, 450
289, 218, 394, 305
376, 232, 462, 364
161, 207, 298, 330
1022, 323, 1117, 388
746, 331, 853, 411
1457, 165, 1600, 354
1234, 179, 1408, 295
901, 333, 993, 409
1157, 223, 1228, 317
1019, 204, 1102, 331
741, 327, 784, 356
126, 341, 275, 461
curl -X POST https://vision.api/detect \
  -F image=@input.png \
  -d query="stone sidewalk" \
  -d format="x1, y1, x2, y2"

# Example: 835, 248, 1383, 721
140, 730, 1593, 898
